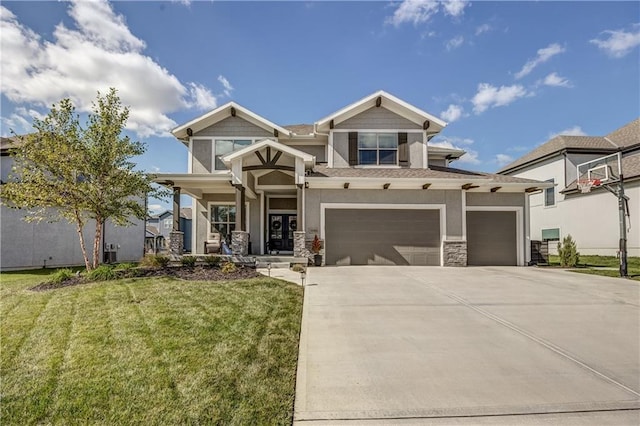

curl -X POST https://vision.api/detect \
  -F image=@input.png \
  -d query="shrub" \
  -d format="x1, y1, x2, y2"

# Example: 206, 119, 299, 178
557, 235, 580, 267
87, 265, 117, 281
181, 256, 197, 267
114, 262, 137, 271
139, 254, 170, 268
221, 261, 237, 274
291, 264, 305, 273
50, 268, 74, 284
204, 256, 221, 267
311, 235, 322, 254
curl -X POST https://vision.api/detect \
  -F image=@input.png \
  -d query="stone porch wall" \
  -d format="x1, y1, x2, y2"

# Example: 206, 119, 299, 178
443, 240, 467, 267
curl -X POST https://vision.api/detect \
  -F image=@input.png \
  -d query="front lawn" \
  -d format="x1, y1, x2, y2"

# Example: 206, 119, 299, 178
0, 269, 303, 424
547, 255, 640, 281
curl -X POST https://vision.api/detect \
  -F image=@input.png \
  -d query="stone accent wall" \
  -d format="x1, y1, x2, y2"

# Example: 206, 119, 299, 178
293, 231, 310, 258
443, 240, 467, 267
231, 231, 249, 256
169, 231, 184, 258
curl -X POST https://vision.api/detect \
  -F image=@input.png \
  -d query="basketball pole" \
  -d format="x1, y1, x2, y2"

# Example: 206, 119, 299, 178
618, 174, 628, 277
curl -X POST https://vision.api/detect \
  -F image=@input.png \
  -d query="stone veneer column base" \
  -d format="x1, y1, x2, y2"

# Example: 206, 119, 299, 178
231, 231, 249, 256
293, 231, 310, 258
169, 231, 184, 258
443, 240, 467, 267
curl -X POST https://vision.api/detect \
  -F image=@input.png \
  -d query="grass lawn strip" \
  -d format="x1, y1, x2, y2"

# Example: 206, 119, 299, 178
546, 255, 640, 281
0, 271, 303, 425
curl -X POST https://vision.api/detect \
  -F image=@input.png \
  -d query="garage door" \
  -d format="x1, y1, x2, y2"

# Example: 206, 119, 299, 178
325, 209, 441, 266
466, 211, 517, 266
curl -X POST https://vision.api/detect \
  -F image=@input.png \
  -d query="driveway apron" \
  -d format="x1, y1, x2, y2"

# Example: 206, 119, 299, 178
293, 266, 640, 424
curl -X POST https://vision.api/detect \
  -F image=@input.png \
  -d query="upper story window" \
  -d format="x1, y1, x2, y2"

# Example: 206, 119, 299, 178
214, 139, 252, 170
358, 133, 398, 165
544, 179, 555, 206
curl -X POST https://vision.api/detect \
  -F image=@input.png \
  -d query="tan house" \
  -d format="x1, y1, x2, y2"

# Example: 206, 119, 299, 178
155, 91, 550, 266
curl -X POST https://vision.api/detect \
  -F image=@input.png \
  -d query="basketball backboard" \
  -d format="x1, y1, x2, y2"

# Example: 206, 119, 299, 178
576, 152, 622, 189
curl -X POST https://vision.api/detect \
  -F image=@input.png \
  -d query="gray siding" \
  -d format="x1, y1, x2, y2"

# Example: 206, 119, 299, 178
466, 192, 525, 207
258, 171, 294, 186
1, 206, 144, 270
304, 189, 464, 239
192, 139, 212, 173
335, 107, 421, 130
332, 132, 349, 167
408, 134, 424, 168
1, 156, 13, 182
287, 144, 326, 163
194, 116, 272, 138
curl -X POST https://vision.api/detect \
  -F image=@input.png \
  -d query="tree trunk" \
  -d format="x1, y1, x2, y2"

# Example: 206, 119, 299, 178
74, 210, 91, 272
92, 218, 103, 270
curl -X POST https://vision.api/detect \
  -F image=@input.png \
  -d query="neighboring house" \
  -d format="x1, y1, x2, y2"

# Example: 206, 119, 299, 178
499, 118, 639, 256
145, 208, 192, 253
155, 91, 550, 266
1, 136, 145, 270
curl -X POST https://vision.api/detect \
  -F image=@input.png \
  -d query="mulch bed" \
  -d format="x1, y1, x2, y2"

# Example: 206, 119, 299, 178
30, 266, 261, 292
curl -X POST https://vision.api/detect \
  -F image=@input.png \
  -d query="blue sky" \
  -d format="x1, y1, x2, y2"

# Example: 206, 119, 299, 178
1, 1, 639, 212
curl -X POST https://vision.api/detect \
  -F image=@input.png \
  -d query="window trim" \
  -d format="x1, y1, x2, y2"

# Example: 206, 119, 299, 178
544, 179, 555, 207
213, 137, 264, 171
357, 132, 398, 166
207, 201, 251, 242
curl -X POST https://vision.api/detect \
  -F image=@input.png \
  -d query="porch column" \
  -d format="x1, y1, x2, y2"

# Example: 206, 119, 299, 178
235, 185, 246, 231
169, 186, 184, 257
296, 185, 303, 230
172, 187, 181, 231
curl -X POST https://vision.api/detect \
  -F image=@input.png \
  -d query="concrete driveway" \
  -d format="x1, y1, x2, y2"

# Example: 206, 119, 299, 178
293, 266, 640, 425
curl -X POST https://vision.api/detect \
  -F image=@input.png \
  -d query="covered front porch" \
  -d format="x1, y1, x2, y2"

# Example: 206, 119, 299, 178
155, 139, 315, 257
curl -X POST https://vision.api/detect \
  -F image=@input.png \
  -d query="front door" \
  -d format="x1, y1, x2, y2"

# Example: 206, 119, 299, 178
268, 214, 297, 252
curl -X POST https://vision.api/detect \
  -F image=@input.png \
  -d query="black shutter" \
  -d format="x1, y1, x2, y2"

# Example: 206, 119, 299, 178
348, 132, 358, 166
398, 132, 408, 166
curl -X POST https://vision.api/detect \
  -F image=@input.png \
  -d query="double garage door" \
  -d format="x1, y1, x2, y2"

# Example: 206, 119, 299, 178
325, 209, 441, 266
324, 208, 518, 266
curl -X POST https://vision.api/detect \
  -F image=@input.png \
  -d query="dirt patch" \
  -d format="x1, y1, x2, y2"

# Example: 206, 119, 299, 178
30, 266, 261, 292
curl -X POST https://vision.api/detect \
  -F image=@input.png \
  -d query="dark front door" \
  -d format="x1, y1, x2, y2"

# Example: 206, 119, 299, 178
269, 214, 297, 252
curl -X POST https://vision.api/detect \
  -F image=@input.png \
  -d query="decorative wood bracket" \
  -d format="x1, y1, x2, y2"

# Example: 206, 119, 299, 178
462, 183, 479, 190
490, 186, 502, 192
422, 183, 431, 190
245, 148, 293, 172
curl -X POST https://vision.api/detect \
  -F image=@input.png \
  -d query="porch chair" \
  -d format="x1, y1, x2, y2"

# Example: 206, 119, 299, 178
204, 233, 222, 254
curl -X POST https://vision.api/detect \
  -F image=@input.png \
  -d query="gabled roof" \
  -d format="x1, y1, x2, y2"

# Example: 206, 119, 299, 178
221, 138, 315, 166
172, 102, 292, 141
498, 118, 639, 174
605, 117, 640, 149
315, 90, 447, 133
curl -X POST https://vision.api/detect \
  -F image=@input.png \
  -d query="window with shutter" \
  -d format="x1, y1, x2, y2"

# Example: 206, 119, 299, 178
348, 132, 358, 166
398, 132, 408, 166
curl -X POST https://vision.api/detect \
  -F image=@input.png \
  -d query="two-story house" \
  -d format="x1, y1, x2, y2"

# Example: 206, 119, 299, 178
499, 118, 639, 256
155, 91, 550, 266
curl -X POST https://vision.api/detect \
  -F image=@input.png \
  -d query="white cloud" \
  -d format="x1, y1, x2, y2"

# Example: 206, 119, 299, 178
147, 204, 164, 214
471, 83, 529, 114
1, 113, 32, 136
188, 83, 217, 110
217, 75, 234, 97
430, 138, 480, 164
441, 0, 469, 18
445, 35, 464, 51
440, 104, 464, 123
540, 72, 572, 88
495, 153, 514, 166
475, 23, 491, 36
590, 24, 640, 58
0, 1, 220, 138
515, 43, 565, 79
548, 126, 587, 139
386, 0, 469, 26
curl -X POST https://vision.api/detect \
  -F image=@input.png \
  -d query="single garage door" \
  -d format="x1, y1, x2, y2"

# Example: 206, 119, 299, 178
466, 211, 517, 266
325, 209, 441, 266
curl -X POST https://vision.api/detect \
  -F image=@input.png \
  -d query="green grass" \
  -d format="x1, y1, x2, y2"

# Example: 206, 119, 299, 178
0, 269, 303, 425
547, 255, 640, 281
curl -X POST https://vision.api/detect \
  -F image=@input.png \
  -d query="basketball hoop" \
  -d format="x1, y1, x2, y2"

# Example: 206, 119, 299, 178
577, 178, 601, 193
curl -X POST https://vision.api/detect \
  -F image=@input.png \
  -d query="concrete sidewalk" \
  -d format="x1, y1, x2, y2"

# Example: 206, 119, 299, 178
294, 266, 640, 424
